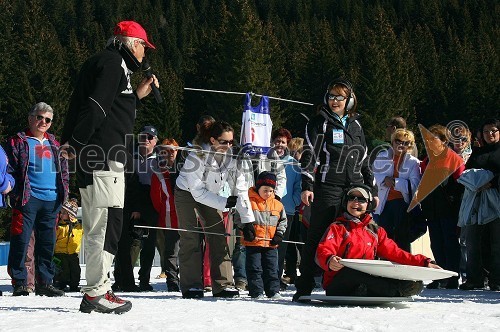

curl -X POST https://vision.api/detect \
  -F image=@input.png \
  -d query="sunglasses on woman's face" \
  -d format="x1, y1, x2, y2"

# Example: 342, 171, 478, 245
217, 139, 234, 146
327, 94, 347, 101
33, 115, 52, 124
347, 195, 368, 203
394, 139, 411, 146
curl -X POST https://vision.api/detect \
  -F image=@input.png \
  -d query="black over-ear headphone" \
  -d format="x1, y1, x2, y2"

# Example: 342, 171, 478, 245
341, 183, 376, 213
324, 78, 355, 111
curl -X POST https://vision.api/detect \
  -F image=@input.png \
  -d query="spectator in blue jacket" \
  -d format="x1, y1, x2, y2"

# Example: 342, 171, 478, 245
271, 128, 302, 290
5, 102, 69, 297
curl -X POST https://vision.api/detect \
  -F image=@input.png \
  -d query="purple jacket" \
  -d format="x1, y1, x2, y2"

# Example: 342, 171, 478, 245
5, 130, 69, 208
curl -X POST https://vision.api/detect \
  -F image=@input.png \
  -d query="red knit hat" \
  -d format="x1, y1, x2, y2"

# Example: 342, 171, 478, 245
114, 21, 156, 49
256, 171, 277, 190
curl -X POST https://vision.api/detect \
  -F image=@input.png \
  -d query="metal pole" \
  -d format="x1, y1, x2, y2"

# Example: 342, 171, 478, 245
134, 225, 305, 245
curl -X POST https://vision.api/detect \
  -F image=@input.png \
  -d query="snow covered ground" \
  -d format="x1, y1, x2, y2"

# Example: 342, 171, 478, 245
1, 265, 499, 332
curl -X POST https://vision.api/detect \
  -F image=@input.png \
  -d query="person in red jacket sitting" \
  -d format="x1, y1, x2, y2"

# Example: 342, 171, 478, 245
316, 185, 441, 297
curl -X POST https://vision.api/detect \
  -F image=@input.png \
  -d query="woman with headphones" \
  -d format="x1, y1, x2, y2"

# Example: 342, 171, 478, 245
316, 185, 440, 297
293, 78, 379, 301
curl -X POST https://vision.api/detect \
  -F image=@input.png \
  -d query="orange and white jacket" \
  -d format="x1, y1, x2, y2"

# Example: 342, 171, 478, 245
238, 187, 287, 248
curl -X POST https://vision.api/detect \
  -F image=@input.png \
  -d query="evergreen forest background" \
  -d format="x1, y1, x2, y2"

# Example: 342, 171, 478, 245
0, 0, 499, 238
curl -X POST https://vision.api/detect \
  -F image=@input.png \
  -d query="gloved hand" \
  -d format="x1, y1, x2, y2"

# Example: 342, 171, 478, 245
225, 196, 238, 208
242, 223, 256, 242
270, 233, 283, 246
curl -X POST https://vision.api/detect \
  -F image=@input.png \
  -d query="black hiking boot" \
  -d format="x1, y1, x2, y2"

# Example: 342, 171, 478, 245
35, 284, 65, 297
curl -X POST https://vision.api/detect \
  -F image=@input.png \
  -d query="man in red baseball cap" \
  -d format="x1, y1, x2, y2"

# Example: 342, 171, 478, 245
114, 20, 156, 49
61, 20, 160, 314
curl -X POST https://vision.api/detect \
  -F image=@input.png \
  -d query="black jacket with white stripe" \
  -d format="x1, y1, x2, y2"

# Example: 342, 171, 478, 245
62, 44, 141, 186
301, 106, 376, 195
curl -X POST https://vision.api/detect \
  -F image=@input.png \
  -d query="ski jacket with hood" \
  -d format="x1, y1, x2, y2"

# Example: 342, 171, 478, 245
176, 149, 255, 224
301, 106, 376, 195
236, 187, 287, 248
316, 212, 431, 289
5, 130, 69, 209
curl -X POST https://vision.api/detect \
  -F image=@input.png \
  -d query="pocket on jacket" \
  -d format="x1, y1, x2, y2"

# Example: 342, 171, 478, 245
92, 170, 125, 208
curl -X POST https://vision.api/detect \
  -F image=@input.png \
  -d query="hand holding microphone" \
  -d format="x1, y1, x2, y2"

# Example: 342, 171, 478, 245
139, 59, 162, 103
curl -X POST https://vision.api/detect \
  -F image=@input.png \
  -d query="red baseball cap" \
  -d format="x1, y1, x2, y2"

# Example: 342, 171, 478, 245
114, 21, 156, 49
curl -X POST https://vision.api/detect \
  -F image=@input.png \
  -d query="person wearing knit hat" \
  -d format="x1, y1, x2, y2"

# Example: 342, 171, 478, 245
62, 199, 79, 221
236, 171, 287, 299
255, 171, 277, 191
54, 199, 83, 293
61, 20, 160, 314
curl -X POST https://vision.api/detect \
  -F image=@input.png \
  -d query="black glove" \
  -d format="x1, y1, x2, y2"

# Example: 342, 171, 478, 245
225, 196, 238, 208
242, 223, 256, 242
270, 233, 283, 246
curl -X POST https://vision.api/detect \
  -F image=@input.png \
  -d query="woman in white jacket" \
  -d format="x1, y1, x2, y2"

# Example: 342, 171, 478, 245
175, 121, 254, 299
372, 129, 421, 252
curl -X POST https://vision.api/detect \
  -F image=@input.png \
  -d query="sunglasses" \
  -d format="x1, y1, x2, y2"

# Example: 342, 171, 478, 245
217, 139, 234, 146
347, 195, 368, 203
394, 139, 411, 146
33, 115, 52, 124
140, 134, 156, 141
327, 94, 348, 102
483, 129, 499, 135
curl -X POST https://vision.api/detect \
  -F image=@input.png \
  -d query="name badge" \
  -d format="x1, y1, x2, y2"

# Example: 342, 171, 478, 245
332, 129, 344, 144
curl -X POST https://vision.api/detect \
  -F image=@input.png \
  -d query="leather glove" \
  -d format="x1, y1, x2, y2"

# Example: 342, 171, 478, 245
225, 196, 238, 208
270, 233, 283, 246
242, 223, 256, 242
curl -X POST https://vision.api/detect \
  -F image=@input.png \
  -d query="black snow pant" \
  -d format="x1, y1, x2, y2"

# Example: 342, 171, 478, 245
326, 267, 423, 297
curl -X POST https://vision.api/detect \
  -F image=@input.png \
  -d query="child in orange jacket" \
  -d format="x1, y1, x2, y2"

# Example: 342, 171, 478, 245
238, 171, 287, 299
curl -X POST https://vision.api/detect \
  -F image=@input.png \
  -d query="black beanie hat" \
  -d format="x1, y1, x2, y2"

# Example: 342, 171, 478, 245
256, 171, 277, 190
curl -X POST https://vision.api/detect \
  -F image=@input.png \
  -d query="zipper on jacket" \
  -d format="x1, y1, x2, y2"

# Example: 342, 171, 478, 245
21, 139, 29, 206
342, 243, 351, 258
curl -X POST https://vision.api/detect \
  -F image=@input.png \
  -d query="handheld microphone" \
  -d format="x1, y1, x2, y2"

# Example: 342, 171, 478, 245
142, 59, 163, 103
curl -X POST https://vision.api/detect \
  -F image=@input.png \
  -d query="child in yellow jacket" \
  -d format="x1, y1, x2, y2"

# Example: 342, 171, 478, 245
238, 171, 287, 299
53, 199, 83, 292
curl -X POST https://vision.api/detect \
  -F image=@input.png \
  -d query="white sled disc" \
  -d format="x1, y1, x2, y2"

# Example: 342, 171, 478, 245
340, 259, 458, 281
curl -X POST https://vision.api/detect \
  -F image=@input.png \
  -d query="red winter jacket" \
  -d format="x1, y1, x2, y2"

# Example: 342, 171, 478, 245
315, 213, 431, 289
150, 171, 178, 229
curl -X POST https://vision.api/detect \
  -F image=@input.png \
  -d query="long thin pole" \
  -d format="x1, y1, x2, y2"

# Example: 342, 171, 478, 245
184, 87, 314, 106
134, 225, 305, 245
157, 144, 301, 166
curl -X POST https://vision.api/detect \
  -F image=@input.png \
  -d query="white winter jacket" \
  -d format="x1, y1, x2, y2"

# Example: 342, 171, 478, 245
372, 149, 421, 215
176, 150, 255, 223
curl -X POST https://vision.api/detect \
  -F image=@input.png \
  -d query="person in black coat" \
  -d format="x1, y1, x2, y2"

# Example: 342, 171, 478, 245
460, 119, 500, 291
293, 78, 378, 302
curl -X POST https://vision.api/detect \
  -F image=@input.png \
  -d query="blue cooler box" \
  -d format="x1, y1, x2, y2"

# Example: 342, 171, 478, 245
0, 242, 10, 265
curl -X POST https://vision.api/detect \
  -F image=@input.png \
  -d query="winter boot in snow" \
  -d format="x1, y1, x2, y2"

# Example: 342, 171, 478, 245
13, 285, 30, 296
182, 288, 204, 299
80, 291, 132, 314
213, 287, 239, 298
398, 280, 424, 297
35, 284, 65, 297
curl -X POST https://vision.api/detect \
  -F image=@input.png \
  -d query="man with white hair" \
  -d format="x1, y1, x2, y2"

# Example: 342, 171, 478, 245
61, 21, 159, 314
